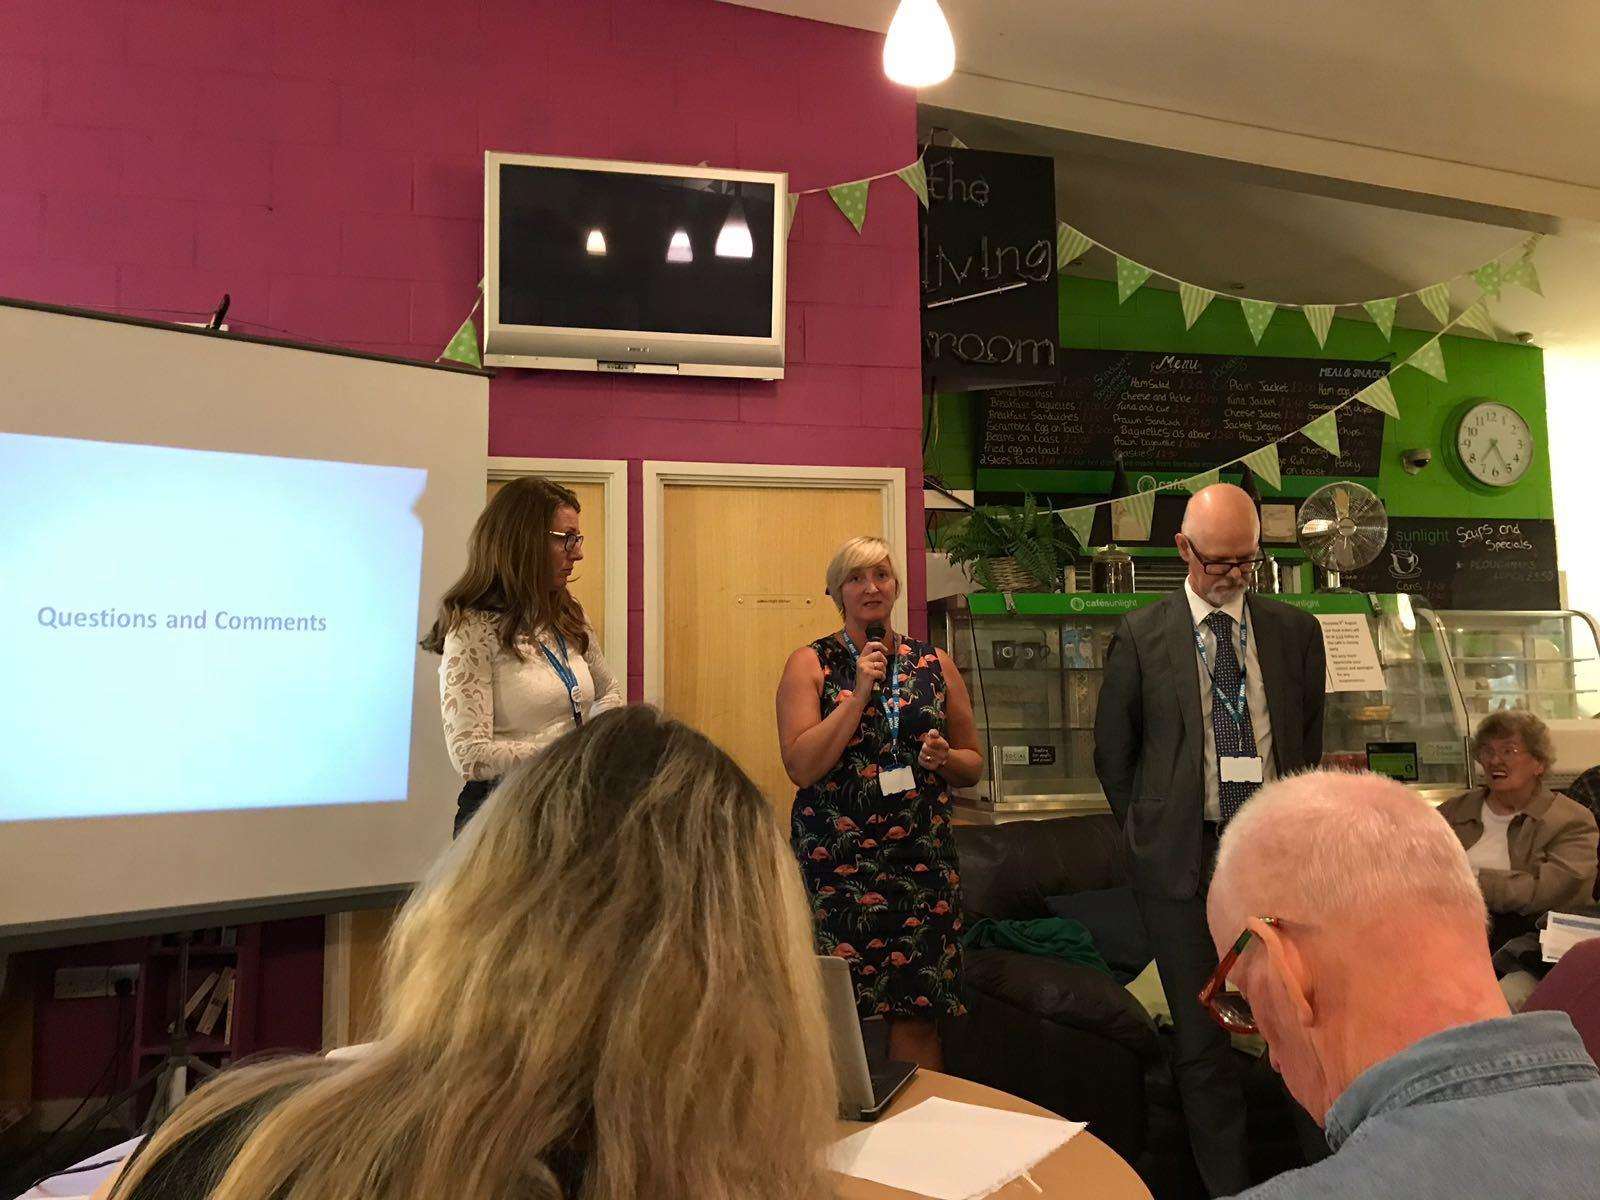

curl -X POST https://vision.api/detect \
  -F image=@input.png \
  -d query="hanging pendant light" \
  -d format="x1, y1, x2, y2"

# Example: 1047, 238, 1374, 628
666, 229, 693, 263
585, 228, 607, 255
883, 0, 955, 88
715, 200, 753, 259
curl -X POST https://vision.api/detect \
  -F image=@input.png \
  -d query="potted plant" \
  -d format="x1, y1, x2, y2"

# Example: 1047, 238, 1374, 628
935, 494, 1083, 593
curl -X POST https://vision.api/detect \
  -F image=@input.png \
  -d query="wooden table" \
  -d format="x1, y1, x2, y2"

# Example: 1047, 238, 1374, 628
833, 1070, 1152, 1200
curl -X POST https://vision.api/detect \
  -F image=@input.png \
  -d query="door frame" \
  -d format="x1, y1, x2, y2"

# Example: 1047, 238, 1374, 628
642, 461, 907, 703
487, 456, 629, 683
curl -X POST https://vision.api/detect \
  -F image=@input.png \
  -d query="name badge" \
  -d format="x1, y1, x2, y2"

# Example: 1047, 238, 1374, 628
1220, 756, 1264, 784
879, 765, 916, 796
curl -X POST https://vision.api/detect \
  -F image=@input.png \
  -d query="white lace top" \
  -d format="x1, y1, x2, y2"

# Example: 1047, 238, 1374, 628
439, 610, 624, 781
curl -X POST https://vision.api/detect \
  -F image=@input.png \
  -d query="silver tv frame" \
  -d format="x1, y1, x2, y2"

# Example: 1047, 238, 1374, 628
483, 151, 788, 380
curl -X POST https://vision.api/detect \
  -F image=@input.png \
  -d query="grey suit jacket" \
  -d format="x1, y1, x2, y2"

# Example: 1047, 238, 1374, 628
1093, 590, 1327, 899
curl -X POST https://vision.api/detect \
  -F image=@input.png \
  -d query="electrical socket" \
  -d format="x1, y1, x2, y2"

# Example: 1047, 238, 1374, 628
53, 964, 140, 1000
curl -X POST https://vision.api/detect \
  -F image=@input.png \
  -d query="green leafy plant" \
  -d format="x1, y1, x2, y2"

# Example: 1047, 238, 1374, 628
934, 494, 1083, 592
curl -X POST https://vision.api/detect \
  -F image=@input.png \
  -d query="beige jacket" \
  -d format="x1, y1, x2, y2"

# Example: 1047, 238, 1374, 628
1439, 786, 1599, 916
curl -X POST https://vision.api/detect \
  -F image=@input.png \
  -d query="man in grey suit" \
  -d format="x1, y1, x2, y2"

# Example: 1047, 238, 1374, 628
1094, 483, 1326, 1196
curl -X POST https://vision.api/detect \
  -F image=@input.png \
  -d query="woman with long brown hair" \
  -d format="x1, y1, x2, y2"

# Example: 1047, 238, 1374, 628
100, 706, 839, 1200
422, 476, 622, 834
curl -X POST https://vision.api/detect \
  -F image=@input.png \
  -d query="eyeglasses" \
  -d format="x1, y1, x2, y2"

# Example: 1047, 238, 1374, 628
1186, 543, 1267, 577
1198, 916, 1282, 1035
1477, 743, 1530, 763
549, 530, 585, 554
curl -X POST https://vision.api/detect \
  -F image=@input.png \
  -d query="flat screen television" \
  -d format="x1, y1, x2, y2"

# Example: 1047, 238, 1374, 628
484, 152, 788, 379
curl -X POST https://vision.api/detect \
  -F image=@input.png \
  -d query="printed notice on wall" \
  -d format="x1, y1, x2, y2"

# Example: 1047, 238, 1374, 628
1315, 613, 1387, 693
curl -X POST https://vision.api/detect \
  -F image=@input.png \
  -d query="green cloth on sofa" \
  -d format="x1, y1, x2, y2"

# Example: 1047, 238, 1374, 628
963, 916, 1112, 976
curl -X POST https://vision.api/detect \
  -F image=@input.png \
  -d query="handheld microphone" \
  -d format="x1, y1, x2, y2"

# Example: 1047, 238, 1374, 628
863, 621, 887, 693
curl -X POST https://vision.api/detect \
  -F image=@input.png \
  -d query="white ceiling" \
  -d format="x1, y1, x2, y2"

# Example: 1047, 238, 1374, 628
722, 0, 1600, 355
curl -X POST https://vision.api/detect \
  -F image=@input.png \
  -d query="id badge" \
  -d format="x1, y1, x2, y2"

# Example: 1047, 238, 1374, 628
879, 765, 916, 796
1220, 756, 1264, 784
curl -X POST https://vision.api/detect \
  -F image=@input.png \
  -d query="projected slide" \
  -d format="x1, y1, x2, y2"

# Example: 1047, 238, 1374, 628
0, 432, 428, 822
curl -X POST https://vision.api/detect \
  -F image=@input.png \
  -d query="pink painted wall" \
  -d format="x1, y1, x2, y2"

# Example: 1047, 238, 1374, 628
0, 0, 928, 706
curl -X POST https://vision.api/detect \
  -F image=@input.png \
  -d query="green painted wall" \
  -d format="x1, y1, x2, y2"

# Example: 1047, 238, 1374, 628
925, 277, 1552, 520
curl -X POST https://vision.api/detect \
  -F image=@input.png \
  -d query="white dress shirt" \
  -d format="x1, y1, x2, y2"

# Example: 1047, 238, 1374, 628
1467, 803, 1515, 873
1185, 579, 1276, 822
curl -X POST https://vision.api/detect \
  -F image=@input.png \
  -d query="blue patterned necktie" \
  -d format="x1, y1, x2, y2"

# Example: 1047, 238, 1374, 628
1205, 610, 1258, 825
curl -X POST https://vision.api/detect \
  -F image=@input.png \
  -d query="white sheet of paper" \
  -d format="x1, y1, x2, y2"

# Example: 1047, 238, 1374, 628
1314, 613, 1387, 693
879, 765, 916, 795
829, 1097, 1085, 1200
1220, 755, 1264, 783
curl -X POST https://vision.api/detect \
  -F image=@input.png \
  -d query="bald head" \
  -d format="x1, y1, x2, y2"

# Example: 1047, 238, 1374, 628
1210, 771, 1485, 938
1177, 483, 1261, 604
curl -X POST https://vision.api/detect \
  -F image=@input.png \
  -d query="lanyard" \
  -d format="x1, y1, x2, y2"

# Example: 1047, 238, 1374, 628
1193, 609, 1250, 727
840, 632, 903, 750
538, 631, 584, 728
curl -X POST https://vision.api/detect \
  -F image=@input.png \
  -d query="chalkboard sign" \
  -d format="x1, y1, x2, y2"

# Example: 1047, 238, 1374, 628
1341, 516, 1559, 610
979, 350, 1388, 478
920, 148, 1059, 390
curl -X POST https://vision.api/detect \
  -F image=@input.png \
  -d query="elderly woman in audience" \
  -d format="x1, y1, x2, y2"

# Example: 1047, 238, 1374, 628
1439, 709, 1598, 943
99, 707, 837, 1200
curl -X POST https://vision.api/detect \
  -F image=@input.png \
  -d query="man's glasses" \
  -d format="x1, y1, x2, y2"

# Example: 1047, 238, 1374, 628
549, 530, 585, 554
1198, 916, 1281, 1035
1188, 545, 1267, 577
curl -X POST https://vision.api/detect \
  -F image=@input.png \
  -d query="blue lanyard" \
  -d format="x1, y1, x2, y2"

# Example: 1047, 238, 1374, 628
840, 632, 902, 750
538, 631, 583, 728
1193, 609, 1250, 727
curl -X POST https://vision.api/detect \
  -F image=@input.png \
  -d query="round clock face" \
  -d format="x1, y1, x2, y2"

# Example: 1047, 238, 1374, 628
1455, 401, 1533, 487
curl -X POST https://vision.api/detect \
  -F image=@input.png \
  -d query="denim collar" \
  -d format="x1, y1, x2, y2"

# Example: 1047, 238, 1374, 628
1324, 1013, 1598, 1151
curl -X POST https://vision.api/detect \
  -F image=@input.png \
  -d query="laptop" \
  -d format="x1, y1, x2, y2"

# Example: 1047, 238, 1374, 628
819, 955, 919, 1120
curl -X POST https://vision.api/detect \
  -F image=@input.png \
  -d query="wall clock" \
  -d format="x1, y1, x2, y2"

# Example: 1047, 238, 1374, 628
1451, 400, 1534, 488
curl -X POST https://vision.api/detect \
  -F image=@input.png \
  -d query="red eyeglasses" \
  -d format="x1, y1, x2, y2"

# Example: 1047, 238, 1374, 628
1197, 916, 1282, 1035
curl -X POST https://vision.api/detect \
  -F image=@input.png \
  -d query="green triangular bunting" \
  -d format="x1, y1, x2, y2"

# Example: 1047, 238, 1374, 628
1112, 489, 1156, 541
1183, 468, 1221, 495
786, 193, 799, 236
1458, 299, 1497, 338
1301, 409, 1341, 457
439, 316, 481, 368
827, 180, 869, 233
1180, 283, 1216, 329
1405, 338, 1448, 381
1355, 376, 1399, 418
1472, 261, 1503, 298
1115, 256, 1153, 303
1418, 283, 1451, 326
897, 159, 928, 208
1057, 224, 1092, 267
1241, 443, 1281, 490
1503, 256, 1542, 296
1059, 506, 1097, 549
1363, 297, 1398, 341
1302, 304, 1335, 347
1241, 299, 1277, 344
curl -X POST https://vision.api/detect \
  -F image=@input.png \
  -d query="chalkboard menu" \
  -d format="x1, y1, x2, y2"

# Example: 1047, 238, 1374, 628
1341, 516, 1559, 610
979, 350, 1388, 478
920, 148, 1059, 390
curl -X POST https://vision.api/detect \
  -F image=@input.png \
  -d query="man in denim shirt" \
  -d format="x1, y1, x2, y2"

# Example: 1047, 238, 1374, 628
1204, 771, 1600, 1198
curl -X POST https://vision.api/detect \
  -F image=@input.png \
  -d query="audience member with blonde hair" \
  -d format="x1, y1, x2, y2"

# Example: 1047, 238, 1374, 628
99, 706, 838, 1200
1203, 771, 1600, 1198
776, 535, 982, 1070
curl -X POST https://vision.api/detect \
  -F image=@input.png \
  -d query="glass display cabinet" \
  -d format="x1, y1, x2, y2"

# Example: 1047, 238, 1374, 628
929, 592, 1481, 818
1436, 610, 1600, 723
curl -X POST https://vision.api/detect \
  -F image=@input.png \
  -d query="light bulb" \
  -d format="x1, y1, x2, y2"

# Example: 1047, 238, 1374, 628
715, 201, 753, 259
883, 0, 955, 88
666, 229, 693, 263
585, 228, 606, 255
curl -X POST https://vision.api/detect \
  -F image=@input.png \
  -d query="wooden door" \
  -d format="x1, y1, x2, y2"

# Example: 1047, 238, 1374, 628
662, 485, 885, 808
485, 478, 609, 654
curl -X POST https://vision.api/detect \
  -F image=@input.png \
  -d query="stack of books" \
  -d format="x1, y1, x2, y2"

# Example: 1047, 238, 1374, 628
170, 965, 236, 1043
